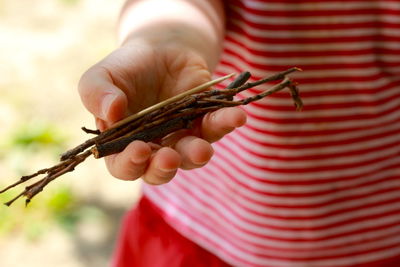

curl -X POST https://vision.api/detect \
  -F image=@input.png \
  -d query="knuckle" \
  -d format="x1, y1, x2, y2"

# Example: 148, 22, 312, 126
143, 169, 176, 185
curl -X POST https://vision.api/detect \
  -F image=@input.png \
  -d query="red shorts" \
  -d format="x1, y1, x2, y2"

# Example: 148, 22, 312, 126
112, 196, 231, 267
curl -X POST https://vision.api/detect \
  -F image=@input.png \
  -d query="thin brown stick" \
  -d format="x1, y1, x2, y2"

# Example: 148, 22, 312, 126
1, 68, 302, 206
108, 73, 235, 130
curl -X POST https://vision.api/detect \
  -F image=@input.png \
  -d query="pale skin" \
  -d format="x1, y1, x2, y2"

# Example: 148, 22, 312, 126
78, 0, 246, 184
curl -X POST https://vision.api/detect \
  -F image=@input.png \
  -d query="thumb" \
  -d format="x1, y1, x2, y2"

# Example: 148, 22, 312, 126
78, 66, 128, 123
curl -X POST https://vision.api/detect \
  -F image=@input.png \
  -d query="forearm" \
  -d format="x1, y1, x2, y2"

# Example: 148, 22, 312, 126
118, 0, 225, 70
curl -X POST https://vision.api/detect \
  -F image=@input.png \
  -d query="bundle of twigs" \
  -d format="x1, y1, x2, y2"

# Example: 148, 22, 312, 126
0, 68, 302, 206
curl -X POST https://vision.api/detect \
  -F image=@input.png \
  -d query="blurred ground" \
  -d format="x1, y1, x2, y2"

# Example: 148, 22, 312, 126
0, 0, 142, 266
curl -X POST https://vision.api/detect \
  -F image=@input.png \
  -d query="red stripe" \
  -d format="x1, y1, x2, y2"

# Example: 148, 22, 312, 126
229, 24, 400, 43
224, 132, 400, 162
176, 178, 400, 238
235, 124, 400, 152
245, 91, 400, 112
203, 163, 400, 204
228, 1, 400, 17
202, 167, 400, 214
216, 142, 399, 175
225, 36, 400, 58
214, 145, 400, 185
165, 184, 400, 259
242, 108, 399, 130
169, 177, 400, 242
230, 12, 400, 31
219, 58, 400, 84
224, 47, 400, 70
228, 116, 398, 138
204, 153, 400, 195
162, 193, 400, 263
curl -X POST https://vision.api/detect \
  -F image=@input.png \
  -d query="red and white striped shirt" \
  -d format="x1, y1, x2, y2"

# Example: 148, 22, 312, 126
144, 1, 400, 266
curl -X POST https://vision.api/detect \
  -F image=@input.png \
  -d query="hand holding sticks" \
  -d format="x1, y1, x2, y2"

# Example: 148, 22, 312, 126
0, 68, 302, 206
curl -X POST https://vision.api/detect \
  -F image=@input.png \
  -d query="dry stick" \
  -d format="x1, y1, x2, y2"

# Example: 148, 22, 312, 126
25, 151, 92, 204
196, 79, 302, 109
81, 127, 101, 135
288, 82, 303, 110
92, 116, 193, 158
63, 72, 249, 158
104, 96, 198, 144
108, 73, 235, 131
192, 67, 301, 102
4, 179, 46, 206
96, 99, 190, 145
2, 73, 249, 197
92, 78, 300, 158
0, 154, 79, 194
60, 73, 235, 161
5, 150, 93, 206
96, 72, 254, 148
92, 106, 221, 158
226, 71, 251, 89
1, 68, 302, 206
0, 169, 49, 194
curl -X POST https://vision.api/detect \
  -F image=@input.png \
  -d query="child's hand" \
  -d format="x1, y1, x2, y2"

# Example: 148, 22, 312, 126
78, 40, 246, 185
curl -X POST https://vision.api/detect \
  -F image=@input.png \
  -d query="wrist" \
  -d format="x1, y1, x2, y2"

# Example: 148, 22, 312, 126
118, 0, 225, 71
121, 24, 220, 70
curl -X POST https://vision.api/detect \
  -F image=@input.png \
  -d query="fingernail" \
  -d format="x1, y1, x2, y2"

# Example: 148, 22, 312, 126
158, 166, 178, 173
101, 93, 117, 120
214, 108, 226, 121
131, 152, 150, 165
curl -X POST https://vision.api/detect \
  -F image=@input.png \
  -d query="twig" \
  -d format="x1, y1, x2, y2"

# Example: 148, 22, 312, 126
1, 68, 302, 206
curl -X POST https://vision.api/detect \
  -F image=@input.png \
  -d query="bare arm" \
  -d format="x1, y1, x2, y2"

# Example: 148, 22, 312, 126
78, 0, 246, 184
118, 0, 225, 70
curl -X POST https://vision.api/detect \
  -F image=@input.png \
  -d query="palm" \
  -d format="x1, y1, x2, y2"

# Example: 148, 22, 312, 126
103, 44, 211, 116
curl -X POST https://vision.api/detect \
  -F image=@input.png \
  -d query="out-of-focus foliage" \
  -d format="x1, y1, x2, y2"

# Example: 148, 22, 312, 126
8, 120, 67, 151
0, 0, 137, 266
59, 0, 81, 6
0, 183, 106, 241
0, 119, 106, 240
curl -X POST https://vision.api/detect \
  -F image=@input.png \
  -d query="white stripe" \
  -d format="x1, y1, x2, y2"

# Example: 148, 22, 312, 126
216, 64, 400, 91
221, 50, 400, 76
224, 41, 400, 65
186, 168, 400, 218
197, 166, 400, 214
155, 184, 400, 253
212, 143, 400, 181
204, 157, 399, 199
230, 126, 400, 157
145, 184, 400, 253
152, 186, 400, 264
239, 123, 400, 156
147, 187, 396, 267
235, 1, 400, 12
219, 53, 393, 78
231, 19, 400, 38
147, 191, 400, 261
220, 135, 400, 169
240, 105, 400, 133
238, 83, 400, 106
227, 32, 400, 52
239, 92, 400, 119
234, 118, 400, 146
231, 7, 400, 24
173, 171, 400, 231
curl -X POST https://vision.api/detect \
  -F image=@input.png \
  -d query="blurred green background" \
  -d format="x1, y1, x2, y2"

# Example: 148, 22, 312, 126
0, 0, 142, 266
